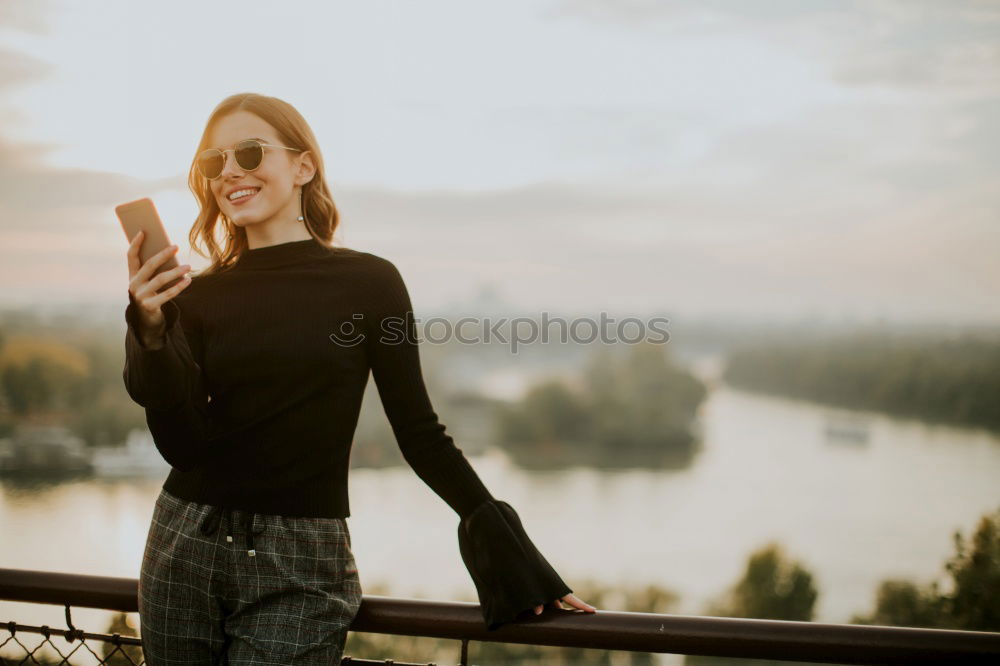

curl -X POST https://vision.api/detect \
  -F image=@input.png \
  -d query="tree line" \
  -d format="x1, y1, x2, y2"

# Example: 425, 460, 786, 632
724, 331, 1000, 431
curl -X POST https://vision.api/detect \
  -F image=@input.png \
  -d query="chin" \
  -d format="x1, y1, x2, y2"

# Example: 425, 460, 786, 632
230, 216, 266, 230
224, 202, 269, 226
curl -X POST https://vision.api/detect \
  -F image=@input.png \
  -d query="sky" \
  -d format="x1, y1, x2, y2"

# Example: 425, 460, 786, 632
0, 0, 998, 324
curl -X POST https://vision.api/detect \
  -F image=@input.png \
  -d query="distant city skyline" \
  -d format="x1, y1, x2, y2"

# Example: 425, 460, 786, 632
1, 0, 997, 325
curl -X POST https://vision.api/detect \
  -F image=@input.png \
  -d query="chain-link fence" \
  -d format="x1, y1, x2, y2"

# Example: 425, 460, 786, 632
2, 619, 445, 666
2, 617, 143, 665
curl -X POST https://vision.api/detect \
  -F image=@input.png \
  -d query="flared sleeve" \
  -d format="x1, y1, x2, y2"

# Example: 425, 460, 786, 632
458, 498, 573, 630
365, 257, 572, 629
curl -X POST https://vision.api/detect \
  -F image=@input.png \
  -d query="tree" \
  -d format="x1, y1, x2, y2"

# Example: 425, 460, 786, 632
942, 506, 1000, 631
706, 542, 818, 621
852, 505, 1000, 631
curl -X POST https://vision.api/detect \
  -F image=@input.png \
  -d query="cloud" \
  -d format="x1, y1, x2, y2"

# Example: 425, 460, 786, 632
0, 0, 53, 35
550, 0, 1000, 94
0, 11, 182, 231
830, 1, 1000, 93
0, 0, 996, 323
0, 45, 52, 90
0, 136, 156, 226
0, 3, 181, 304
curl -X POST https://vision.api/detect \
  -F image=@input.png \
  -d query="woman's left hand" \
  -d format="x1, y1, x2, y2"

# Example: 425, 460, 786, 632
534, 592, 597, 616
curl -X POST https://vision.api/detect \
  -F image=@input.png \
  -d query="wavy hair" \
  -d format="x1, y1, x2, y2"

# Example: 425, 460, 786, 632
187, 93, 341, 275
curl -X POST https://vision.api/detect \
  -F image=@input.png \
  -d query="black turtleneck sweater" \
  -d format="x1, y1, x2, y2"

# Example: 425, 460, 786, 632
122, 237, 573, 631
123, 238, 495, 519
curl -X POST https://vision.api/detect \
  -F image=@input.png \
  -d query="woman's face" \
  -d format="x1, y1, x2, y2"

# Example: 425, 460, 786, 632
204, 110, 312, 234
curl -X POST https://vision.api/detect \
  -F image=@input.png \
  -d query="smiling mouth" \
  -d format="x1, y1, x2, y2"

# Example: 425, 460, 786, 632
228, 187, 261, 205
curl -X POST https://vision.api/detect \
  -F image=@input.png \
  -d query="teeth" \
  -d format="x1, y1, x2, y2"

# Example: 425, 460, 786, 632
228, 188, 259, 201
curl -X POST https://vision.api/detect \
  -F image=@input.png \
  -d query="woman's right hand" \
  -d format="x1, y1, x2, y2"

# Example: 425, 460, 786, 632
127, 230, 192, 349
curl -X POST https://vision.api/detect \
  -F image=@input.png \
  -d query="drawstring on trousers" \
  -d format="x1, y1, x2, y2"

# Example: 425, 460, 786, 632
199, 505, 267, 557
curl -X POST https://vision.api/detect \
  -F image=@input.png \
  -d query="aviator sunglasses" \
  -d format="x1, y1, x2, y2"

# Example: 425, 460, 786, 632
196, 138, 303, 180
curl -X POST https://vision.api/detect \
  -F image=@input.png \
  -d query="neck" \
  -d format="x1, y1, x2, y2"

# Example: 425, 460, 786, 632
245, 220, 312, 250
232, 235, 331, 271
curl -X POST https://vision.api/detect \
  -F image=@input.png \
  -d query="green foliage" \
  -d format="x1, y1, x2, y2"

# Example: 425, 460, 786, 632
705, 542, 818, 622
0, 321, 146, 447
497, 380, 591, 446
0, 336, 90, 415
945, 506, 1000, 630
496, 342, 706, 468
685, 545, 826, 666
724, 332, 1000, 431
684, 542, 848, 666
852, 505, 1000, 631
850, 579, 944, 629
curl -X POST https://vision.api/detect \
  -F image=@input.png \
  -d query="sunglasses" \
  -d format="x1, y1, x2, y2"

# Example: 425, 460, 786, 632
196, 138, 303, 180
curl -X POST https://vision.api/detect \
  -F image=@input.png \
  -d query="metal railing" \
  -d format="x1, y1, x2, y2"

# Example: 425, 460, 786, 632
2, 567, 999, 665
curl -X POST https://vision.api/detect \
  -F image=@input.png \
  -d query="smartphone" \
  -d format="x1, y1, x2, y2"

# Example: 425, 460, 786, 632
115, 197, 184, 292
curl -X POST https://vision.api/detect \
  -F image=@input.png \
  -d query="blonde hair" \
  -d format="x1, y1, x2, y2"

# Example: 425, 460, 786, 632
187, 93, 341, 275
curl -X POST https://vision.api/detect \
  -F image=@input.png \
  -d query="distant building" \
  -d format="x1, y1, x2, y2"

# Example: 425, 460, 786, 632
0, 424, 93, 475
91, 429, 171, 477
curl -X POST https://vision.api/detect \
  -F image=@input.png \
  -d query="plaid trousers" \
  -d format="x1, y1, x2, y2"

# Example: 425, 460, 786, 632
138, 487, 363, 665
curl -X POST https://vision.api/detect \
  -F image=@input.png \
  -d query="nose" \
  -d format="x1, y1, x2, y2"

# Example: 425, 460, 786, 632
218, 149, 245, 180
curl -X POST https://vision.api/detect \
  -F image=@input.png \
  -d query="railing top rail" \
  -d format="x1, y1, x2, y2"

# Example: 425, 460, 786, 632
2, 567, 998, 664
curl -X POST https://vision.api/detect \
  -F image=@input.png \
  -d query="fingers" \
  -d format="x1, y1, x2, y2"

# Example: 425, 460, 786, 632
129, 235, 181, 306
130, 260, 191, 309
135, 242, 180, 286
568, 593, 597, 612
533, 594, 598, 617
144, 271, 192, 312
130, 258, 191, 319
144, 265, 192, 308
533, 602, 556, 615
126, 230, 144, 277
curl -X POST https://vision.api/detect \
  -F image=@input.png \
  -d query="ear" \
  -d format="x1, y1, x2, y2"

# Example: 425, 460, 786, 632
294, 150, 317, 186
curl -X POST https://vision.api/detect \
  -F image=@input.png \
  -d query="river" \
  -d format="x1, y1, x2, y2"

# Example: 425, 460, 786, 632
2, 382, 999, 664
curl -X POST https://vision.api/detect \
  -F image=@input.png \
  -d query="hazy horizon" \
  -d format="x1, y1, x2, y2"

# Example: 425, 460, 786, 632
1, 0, 998, 325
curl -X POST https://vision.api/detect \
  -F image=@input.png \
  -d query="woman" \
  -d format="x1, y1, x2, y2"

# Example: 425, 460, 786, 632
123, 92, 595, 665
